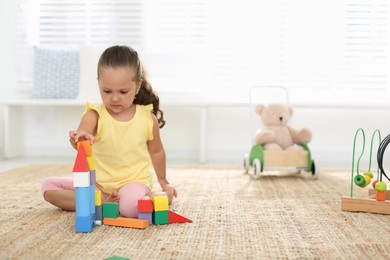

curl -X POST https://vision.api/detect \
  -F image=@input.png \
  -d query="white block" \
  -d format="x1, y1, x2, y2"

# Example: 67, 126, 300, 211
73, 171, 90, 187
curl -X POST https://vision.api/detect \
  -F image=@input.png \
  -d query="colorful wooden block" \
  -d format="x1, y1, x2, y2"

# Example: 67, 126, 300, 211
138, 212, 153, 225
73, 145, 89, 172
103, 202, 119, 218
152, 195, 169, 211
89, 185, 95, 221
153, 210, 168, 225
168, 210, 192, 223
138, 199, 153, 212
96, 205, 102, 221
90, 170, 96, 185
95, 190, 102, 206
76, 215, 93, 233
104, 256, 129, 260
77, 140, 92, 157
76, 187, 90, 217
103, 217, 148, 229
73, 172, 91, 187
86, 156, 95, 170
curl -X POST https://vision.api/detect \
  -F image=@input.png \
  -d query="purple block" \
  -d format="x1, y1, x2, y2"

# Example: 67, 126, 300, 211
138, 212, 153, 225
90, 170, 96, 185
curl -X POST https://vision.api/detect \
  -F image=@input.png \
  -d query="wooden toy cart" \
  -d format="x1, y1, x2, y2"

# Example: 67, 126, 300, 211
243, 143, 317, 178
242, 86, 317, 179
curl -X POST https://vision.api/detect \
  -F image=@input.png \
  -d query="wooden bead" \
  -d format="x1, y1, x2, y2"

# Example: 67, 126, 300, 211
364, 172, 373, 178
363, 175, 371, 187
375, 181, 387, 192
354, 175, 366, 187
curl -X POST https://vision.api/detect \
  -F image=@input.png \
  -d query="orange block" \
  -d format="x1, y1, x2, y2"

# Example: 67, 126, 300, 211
77, 140, 92, 157
377, 191, 386, 201
103, 217, 148, 229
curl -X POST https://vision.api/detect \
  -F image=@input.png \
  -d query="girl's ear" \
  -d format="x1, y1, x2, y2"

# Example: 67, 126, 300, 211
136, 79, 143, 94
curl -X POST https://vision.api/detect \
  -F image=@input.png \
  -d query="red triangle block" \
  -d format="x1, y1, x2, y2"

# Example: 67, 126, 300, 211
168, 210, 192, 224
73, 145, 89, 172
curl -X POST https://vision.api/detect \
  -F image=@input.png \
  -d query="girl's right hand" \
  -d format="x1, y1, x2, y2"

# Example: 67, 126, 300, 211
69, 130, 95, 150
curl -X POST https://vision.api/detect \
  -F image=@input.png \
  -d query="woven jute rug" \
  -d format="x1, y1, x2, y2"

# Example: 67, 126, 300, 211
0, 164, 389, 260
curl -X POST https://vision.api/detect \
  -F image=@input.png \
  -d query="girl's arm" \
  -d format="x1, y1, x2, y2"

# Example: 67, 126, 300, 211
147, 113, 177, 201
69, 110, 99, 150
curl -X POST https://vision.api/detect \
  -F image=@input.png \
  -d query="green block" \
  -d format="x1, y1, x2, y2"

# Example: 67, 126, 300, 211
104, 256, 129, 260
102, 202, 119, 218
153, 210, 168, 225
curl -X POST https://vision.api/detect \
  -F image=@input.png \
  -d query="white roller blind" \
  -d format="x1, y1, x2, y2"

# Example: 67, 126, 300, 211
16, 0, 390, 105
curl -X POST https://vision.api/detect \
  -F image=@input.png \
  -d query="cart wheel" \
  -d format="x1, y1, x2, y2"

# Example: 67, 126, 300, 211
243, 154, 249, 174
253, 158, 261, 179
311, 160, 318, 179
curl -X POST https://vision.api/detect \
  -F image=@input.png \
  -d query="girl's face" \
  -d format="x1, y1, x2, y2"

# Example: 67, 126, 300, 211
98, 67, 142, 118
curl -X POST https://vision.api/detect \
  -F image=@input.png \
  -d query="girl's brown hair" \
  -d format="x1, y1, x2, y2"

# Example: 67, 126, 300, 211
97, 45, 165, 128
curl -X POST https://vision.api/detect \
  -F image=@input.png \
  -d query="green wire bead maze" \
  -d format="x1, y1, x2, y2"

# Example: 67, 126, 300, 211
341, 128, 390, 214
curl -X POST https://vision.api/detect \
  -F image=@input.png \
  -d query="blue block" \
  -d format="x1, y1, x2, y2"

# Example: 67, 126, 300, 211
76, 187, 90, 217
138, 212, 153, 225
89, 185, 95, 216
76, 215, 92, 233
91, 213, 96, 228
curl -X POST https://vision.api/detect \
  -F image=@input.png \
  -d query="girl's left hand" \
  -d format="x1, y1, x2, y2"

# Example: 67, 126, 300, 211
162, 184, 177, 204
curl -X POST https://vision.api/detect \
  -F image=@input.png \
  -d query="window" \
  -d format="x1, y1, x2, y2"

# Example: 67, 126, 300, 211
17, 0, 390, 105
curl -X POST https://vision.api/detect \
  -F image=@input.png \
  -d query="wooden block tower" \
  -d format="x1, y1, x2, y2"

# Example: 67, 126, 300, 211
152, 192, 169, 225
73, 140, 96, 233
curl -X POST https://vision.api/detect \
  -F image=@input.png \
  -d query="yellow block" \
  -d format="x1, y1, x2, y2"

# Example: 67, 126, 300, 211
95, 190, 102, 206
152, 195, 169, 211
86, 156, 95, 170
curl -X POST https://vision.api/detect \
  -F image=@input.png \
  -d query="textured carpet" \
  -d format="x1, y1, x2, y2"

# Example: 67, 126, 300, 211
0, 165, 390, 260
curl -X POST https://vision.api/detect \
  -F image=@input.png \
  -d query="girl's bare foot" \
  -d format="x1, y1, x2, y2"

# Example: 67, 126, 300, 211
104, 191, 120, 202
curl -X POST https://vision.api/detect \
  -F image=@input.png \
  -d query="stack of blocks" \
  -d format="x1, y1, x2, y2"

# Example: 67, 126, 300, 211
152, 193, 169, 224
137, 193, 169, 225
138, 192, 192, 225
73, 140, 96, 233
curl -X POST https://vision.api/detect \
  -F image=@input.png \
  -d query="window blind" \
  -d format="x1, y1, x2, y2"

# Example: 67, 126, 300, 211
16, 0, 390, 105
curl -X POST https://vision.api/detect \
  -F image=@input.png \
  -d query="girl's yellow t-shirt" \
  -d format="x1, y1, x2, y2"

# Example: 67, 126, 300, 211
86, 102, 154, 194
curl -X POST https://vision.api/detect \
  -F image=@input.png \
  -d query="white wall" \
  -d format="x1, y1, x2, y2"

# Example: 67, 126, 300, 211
2, 2, 390, 171
0, 1, 17, 158
12, 104, 390, 171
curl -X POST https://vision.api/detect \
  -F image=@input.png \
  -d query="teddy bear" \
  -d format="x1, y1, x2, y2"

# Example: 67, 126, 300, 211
254, 103, 312, 150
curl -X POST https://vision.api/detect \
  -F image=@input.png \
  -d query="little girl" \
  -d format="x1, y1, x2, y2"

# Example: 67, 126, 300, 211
42, 45, 177, 218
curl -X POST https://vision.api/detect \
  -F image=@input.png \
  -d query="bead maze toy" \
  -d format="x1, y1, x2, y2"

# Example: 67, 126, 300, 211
72, 141, 191, 233
341, 128, 390, 214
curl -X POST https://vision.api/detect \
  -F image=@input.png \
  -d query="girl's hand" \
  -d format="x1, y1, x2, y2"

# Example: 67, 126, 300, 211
162, 184, 177, 205
69, 130, 95, 150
